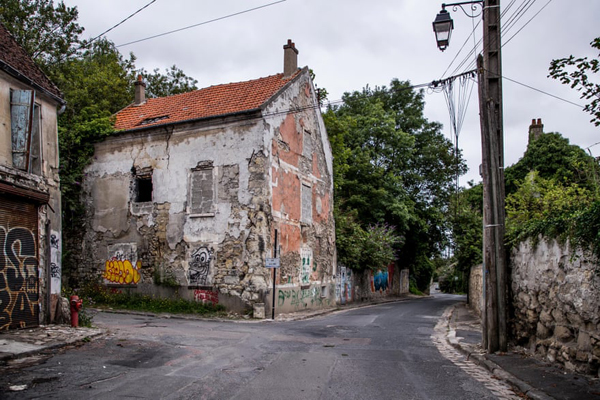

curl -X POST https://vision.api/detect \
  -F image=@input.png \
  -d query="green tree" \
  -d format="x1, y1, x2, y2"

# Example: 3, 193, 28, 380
0, 2, 199, 285
325, 79, 466, 291
549, 37, 600, 126
139, 65, 198, 98
0, 0, 83, 71
54, 38, 137, 218
449, 183, 483, 276
504, 132, 599, 195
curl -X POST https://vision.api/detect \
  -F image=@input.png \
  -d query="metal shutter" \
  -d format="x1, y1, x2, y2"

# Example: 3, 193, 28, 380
0, 194, 39, 330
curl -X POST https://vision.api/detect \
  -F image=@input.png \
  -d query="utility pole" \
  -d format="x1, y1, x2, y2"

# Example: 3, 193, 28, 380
434, 0, 507, 353
478, 0, 507, 353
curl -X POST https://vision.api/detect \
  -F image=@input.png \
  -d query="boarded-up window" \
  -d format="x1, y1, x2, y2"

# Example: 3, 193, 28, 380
10, 89, 38, 172
190, 165, 214, 214
303, 129, 312, 158
301, 183, 312, 223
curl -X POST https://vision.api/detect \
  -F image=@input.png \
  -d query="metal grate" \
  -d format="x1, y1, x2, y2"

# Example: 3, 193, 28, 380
0, 194, 39, 330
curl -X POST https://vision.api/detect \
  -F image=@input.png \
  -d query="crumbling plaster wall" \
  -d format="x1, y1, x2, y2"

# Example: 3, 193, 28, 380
0, 85, 63, 325
81, 69, 336, 314
264, 69, 336, 313
82, 115, 273, 309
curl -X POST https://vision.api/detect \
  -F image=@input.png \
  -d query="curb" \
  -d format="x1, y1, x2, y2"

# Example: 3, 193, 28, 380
0, 329, 105, 364
92, 295, 419, 323
446, 304, 554, 400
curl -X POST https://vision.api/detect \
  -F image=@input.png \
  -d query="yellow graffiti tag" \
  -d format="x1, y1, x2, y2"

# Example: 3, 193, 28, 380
103, 260, 141, 284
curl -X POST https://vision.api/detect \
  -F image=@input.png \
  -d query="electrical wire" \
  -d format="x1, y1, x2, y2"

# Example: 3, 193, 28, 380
444, 0, 549, 79
442, 0, 518, 79
495, 71, 584, 109
116, 0, 287, 47
88, 0, 158, 45
503, 0, 553, 47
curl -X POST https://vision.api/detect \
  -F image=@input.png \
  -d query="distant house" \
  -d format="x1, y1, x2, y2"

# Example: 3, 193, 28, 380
0, 23, 65, 330
80, 40, 336, 315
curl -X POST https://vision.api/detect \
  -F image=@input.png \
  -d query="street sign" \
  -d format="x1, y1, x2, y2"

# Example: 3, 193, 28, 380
265, 258, 280, 268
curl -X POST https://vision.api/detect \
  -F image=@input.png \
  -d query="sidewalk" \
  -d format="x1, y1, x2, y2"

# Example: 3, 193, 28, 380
448, 302, 600, 400
0, 325, 104, 364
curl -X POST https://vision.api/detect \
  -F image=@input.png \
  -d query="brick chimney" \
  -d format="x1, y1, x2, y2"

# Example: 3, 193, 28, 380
283, 39, 298, 78
134, 74, 146, 105
528, 118, 544, 144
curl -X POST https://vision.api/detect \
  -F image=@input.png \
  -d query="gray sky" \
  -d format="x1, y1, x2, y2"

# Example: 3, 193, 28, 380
63, 0, 599, 185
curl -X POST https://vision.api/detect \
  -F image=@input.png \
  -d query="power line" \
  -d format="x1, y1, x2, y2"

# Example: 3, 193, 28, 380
493, 70, 584, 109
88, 0, 158, 45
116, 0, 287, 47
502, 0, 553, 47
444, 0, 551, 79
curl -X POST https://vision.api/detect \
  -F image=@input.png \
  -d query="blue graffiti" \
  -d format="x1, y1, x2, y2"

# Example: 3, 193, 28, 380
373, 270, 388, 292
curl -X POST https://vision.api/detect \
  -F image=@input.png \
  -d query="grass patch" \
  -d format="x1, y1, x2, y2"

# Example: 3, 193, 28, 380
78, 282, 227, 316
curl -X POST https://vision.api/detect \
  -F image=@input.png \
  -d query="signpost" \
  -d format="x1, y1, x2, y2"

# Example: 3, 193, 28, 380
269, 231, 280, 319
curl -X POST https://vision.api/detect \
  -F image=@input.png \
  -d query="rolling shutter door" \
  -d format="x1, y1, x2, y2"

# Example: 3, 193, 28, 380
0, 194, 39, 330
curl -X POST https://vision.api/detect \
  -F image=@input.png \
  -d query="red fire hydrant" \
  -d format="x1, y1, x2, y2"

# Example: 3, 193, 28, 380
70, 295, 83, 328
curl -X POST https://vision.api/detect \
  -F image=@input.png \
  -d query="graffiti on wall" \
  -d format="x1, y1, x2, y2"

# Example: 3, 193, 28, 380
49, 231, 61, 294
193, 289, 218, 305
336, 265, 353, 304
0, 226, 39, 330
300, 246, 312, 285
188, 246, 213, 285
103, 243, 141, 285
371, 269, 389, 293
277, 286, 331, 309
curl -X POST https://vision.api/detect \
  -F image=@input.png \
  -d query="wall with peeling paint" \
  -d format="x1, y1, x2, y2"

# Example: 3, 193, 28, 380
0, 69, 63, 328
80, 68, 336, 315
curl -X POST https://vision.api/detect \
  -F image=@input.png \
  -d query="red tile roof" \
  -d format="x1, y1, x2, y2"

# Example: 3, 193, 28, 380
115, 71, 301, 131
0, 23, 63, 102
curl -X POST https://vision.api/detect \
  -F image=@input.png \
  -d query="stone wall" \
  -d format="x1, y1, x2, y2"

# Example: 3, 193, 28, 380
511, 238, 600, 375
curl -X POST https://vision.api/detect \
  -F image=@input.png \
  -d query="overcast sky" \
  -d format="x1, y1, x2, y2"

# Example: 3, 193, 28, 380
62, 0, 599, 185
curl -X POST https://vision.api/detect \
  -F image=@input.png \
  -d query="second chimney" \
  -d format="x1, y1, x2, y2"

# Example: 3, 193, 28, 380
134, 74, 146, 105
528, 118, 544, 144
283, 39, 299, 78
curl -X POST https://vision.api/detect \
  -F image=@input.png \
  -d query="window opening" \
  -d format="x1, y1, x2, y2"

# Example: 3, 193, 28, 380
135, 176, 153, 203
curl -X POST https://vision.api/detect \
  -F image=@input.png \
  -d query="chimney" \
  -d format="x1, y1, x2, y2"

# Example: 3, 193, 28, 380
134, 74, 146, 105
283, 39, 299, 78
528, 118, 544, 144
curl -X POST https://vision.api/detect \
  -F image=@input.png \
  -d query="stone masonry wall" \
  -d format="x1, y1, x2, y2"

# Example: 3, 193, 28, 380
511, 237, 600, 375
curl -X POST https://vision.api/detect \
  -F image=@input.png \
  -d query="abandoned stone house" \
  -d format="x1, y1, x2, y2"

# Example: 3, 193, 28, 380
80, 40, 336, 315
0, 23, 65, 330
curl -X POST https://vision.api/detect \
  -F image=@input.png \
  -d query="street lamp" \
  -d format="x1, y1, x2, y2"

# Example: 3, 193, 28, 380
432, 1, 484, 51
432, 8, 453, 51
432, 0, 507, 354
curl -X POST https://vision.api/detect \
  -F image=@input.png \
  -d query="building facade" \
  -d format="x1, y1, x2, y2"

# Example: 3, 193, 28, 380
80, 41, 336, 315
0, 23, 65, 330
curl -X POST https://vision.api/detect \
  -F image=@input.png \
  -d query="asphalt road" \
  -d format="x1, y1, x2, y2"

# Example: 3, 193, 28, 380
0, 294, 517, 399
